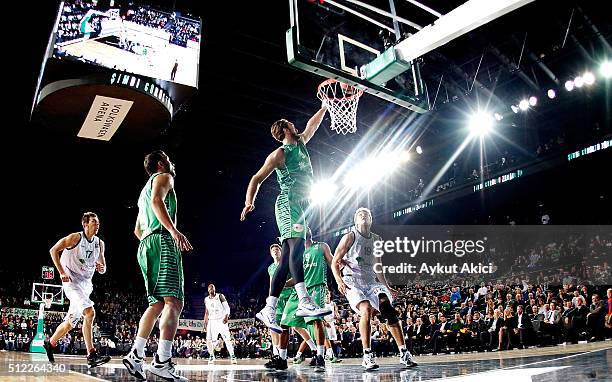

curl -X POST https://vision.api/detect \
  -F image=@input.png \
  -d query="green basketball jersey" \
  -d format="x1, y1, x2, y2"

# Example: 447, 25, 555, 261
268, 262, 293, 299
137, 173, 177, 239
275, 140, 314, 199
303, 242, 327, 288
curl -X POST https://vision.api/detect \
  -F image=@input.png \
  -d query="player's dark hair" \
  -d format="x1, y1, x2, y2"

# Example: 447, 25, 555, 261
144, 150, 167, 176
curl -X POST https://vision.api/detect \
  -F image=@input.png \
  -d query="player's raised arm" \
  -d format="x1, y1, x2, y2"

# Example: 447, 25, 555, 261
300, 106, 328, 145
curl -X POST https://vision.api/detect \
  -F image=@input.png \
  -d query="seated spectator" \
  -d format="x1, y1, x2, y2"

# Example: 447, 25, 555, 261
587, 294, 605, 341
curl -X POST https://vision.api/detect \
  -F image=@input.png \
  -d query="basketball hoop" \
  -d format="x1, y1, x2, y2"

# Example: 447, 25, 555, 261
317, 79, 363, 135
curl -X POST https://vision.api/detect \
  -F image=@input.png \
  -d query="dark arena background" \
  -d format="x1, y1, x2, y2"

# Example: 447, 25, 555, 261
3, 0, 611, 381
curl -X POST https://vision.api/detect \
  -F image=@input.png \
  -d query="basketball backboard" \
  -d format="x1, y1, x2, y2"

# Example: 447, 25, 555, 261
287, 0, 534, 112
31, 282, 64, 307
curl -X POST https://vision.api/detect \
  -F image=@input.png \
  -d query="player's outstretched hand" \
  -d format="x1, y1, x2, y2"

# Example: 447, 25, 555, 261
171, 229, 193, 252
240, 203, 254, 221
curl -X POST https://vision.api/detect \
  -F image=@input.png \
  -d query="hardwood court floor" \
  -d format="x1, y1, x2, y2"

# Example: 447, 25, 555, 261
1, 340, 610, 381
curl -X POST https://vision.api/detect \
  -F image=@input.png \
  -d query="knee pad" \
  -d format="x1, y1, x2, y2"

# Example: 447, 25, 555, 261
379, 298, 398, 325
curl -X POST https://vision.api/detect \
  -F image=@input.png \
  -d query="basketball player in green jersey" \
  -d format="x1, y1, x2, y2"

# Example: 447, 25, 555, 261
265, 244, 292, 361
123, 150, 192, 382
241, 105, 331, 332
277, 228, 333, 369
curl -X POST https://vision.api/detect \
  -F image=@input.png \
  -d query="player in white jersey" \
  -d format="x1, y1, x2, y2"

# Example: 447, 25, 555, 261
332, 208, 417, 370
204, 284, 237, 364
44, 212, 110, 368
322, 288, 341, 363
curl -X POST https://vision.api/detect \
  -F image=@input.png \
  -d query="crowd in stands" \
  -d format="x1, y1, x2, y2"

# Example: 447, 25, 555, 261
124, 6, 200, 47
1, 254, 610, 360
167, 17, 200, 47
56, 0, 99, 43
55, 2, 199, 48
1, 224, 610, 359
125, 7, 168, 30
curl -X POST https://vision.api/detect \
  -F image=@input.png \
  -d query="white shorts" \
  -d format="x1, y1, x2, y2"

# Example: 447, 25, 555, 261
62, 279, 94, 327
342, 276, 393, 315
325, 322, 338, 341
206, 319, 231, 342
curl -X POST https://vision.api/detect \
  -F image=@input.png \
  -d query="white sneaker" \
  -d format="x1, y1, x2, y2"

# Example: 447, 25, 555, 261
208, 355, 215, 364
362, 352, 379, 370
400, 350, 418, 368
230, 356, 237, 364
149, 354, 188, 382
295, 297, 332, 317
256, 305, 283, 333
122, 349, 146, 381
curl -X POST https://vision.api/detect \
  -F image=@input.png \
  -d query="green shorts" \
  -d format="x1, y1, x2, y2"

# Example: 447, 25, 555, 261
280, 284, 326, 328
275, 288, 292, 325
137, 232, 184, 305
275, 191, 308, 243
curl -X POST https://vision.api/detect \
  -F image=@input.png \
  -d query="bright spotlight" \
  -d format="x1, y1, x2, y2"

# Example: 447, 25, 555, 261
343, 155, 400, 190
547, 89, 556, 99
574, 76, 584, 88
582, 71, 595, 85
511, 105, 519, 113
310, 180, 337, 205
528, 96, 537, 106
601, 61, 612, 78
400, 150, 411, 162
468, 112, 494, 137
494, 113, 503, 121
416, 146, 423, 155
518, 99, 529, 111
565, 80, 574, 91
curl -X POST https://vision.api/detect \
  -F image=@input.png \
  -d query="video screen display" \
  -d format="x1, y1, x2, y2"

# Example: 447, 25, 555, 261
53, 0, 200, 88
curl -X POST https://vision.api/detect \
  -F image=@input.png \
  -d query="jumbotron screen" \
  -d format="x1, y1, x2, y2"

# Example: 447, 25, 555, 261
52, 0, 200, 88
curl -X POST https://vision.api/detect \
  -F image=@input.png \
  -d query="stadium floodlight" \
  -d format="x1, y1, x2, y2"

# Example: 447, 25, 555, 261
600, 61, 612, 78
400, 150, 411, 162
528, 96, 537, 106
582, 71, 595, 85
310, 180, 337, 205
565, 80, 574, 91
574, 76, 584, 88
547, 89, 556, 99
511, 105, 519, 113
494, 113, 503, 121
343, 155, 400, 190
518, 99, 529, 111
416, 146, 423, 155
468, 112, 494, 137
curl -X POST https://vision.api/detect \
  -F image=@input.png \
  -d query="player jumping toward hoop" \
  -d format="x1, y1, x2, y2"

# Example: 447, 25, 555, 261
241, 104, 331, 332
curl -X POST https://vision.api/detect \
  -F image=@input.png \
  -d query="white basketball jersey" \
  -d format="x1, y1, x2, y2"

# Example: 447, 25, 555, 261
60, 232, 100, 281
205, 294, 225, 320
323, 302, 336, 323
342, 227, 381, 282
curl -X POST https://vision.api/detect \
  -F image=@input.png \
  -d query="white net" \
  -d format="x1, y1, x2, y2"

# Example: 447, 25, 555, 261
317, 79, 363, 135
